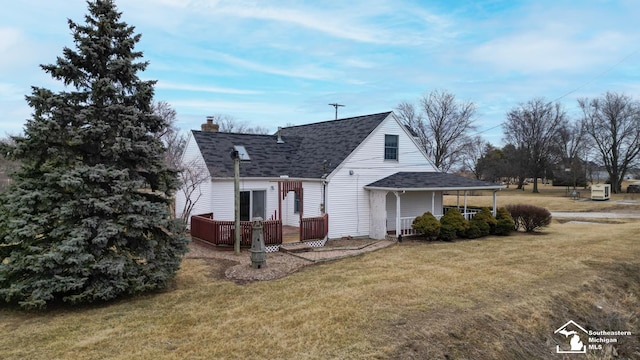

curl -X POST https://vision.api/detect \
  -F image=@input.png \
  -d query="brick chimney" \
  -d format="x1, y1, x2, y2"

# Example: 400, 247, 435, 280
201, 116, 219, 132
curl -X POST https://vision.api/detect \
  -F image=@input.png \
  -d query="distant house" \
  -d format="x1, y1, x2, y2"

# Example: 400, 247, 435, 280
176, 112, 503, 244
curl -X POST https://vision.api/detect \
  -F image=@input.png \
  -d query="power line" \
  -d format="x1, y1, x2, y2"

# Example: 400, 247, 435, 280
466, 48, 640, 140
473, 123, 502, 136
551, 48, 640, 103
471, 48, 640, 139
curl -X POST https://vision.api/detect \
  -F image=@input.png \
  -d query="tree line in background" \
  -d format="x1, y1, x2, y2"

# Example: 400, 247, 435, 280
394, 89, 640, 194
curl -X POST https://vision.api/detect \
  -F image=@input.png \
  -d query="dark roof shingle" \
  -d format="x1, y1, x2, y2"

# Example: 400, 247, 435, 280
192, 112, 391, 178
364, 172, 504, 190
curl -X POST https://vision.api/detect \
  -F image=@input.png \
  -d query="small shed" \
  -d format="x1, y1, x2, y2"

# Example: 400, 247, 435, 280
591, 183, 611, 201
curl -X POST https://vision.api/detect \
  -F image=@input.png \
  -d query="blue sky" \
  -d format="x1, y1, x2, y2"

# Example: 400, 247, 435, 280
1, 0, 639, 145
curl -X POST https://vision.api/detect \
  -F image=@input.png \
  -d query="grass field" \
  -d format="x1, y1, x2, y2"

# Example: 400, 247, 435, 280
1, 191, 639, 359
445, 181, 640, 212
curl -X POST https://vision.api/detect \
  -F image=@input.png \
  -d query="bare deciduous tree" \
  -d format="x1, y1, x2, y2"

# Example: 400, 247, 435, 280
211, 114, 270, 134
579, 92, 640, 193
152, 101, 186, 171
461, 136, 487, 179
177, 158, 209, 225
154, 109, 271, 224
395, 89, 477, 172
503, 98, 565, 193
501, 144, 529, 188
152, 101, 209, 223
552, 118, 589, 188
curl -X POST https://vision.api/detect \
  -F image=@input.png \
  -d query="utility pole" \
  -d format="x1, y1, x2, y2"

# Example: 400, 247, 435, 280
230, 145, 250, 255
233, 151, 241, 255
328, 103, 345, 120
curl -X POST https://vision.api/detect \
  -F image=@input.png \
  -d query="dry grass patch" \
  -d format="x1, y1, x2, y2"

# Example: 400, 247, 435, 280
1, 221, 639, 359
445, 182, 640, 212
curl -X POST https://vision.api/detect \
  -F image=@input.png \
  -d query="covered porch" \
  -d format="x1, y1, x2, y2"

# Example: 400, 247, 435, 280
364, 172, 505, 240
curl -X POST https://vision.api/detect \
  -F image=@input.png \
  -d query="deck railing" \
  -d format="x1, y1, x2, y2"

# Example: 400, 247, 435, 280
190, 214, 282, 246
398, 215, 443, 236
443, 206, 482, 220
300, 214, 328, 241
398, 208, 485, 237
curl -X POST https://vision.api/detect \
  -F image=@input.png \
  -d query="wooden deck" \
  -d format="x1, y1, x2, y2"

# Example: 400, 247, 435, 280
282, 225, 300, 243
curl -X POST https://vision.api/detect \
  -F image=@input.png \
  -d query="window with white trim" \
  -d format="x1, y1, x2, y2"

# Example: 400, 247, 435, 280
384, 134, 399, 160
239, 190, 266, 221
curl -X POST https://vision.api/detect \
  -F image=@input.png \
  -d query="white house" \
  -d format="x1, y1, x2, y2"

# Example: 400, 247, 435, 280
176, 112, 504, 243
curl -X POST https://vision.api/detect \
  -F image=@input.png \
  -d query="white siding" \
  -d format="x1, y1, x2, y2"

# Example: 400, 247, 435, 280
209, 179, 323, 224
175, 133, 212, 223
326, 114, 437, 238
385, 191, 441, 231
211, 179, 276, 221
281, 181, 323, 226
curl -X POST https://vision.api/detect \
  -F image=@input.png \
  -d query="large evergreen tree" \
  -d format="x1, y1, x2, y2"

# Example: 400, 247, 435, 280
0, 0, 188, 309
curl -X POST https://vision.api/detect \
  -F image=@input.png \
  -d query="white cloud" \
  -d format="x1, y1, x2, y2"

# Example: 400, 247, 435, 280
0, 28, 21, 52
211, 51, 339, 80
180, 0, 453, 46
470, 29, 629, 73
0, 27, 37, 70
0, 82, 24, 101
209, 2, 390, 44
155, 81, 262, 95
170, 99, 292, 114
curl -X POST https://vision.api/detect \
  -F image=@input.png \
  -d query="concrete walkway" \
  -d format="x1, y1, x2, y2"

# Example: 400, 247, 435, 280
285, 240, 395, 262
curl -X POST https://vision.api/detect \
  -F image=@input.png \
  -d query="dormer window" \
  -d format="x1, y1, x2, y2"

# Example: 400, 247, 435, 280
384, 134, 399, 160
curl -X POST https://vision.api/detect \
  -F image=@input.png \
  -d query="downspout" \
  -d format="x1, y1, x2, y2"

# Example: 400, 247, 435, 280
321, 176, 327, 214
278, 182, 282, 222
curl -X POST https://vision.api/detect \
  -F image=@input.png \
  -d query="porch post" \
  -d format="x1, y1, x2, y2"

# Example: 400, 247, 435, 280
394, 191, 401, 236
492, 190, 497, 216
368, 191, 387, 240
463, 191, 468, 219
431, 191, 435, 214
456, 191, 460, 208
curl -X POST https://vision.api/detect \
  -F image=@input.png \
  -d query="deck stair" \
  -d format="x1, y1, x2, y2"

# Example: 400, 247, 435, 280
279, 242, 313, 253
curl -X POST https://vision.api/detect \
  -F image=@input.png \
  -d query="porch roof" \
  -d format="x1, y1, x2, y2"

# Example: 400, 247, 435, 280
364, 172, 505, 191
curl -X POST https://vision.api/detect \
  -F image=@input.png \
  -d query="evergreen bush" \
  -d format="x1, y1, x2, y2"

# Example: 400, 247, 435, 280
411, 212, 440, 240
438, 224, 458, 242
494, 207, 515, 235
439, 208, 468, 241
466, 217, 491, 238
473, 207, 497, 234
0, 0, 188, 309
505, 204, 551, 232
464, 220, 483, 239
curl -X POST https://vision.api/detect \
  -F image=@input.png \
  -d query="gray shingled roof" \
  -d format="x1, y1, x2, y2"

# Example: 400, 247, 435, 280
364, 172, 504, 191
192, 112, 391, 178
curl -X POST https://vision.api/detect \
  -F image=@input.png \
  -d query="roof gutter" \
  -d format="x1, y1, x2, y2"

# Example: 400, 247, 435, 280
363, 185, 505, 192
212, 177, 326, 182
